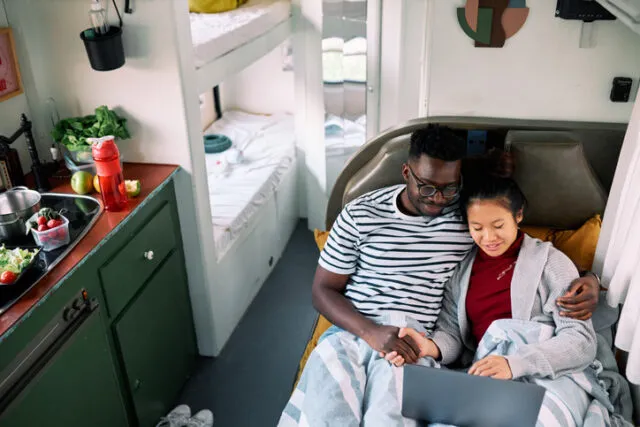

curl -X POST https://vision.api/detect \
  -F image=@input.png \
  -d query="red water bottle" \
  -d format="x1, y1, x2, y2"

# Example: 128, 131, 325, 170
90, 136, 127, 212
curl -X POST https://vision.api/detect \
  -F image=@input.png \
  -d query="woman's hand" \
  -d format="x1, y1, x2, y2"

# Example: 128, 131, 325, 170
383, 327, 440, 367
468, 356, 512, 380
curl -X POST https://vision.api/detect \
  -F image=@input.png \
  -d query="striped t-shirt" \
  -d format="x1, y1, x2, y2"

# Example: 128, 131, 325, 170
319, 184, 474, 331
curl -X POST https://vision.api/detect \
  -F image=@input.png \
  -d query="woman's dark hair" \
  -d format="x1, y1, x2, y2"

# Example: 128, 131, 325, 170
460, 175, 527, 219
409, 124, 467, 161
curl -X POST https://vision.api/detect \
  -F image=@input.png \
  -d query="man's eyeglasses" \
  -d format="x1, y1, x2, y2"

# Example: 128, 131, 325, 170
407, 165, 462, 199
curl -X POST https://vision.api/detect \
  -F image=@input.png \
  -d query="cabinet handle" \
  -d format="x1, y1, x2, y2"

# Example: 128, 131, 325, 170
133, 379, 141, 391
143, 250, 154, 261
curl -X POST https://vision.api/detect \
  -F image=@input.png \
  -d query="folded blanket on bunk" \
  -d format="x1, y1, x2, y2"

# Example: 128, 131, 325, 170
280, 316, 632, 427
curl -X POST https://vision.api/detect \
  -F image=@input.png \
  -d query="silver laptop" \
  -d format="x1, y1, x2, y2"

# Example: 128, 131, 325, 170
402, 364, 546, 427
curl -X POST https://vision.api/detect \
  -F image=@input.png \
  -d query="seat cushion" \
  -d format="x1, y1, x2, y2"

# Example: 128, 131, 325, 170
521, 215, 602, 271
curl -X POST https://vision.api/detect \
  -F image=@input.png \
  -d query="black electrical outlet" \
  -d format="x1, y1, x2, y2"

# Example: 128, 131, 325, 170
610, 77, 633, 103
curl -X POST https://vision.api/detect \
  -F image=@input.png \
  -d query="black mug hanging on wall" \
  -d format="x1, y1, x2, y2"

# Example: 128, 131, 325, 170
80, 0, 126, 71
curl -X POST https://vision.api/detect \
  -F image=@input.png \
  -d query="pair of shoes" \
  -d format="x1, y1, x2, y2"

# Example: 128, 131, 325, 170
186, 409, 214, 427
156, 404, 191, 427
155, 405, 214, 427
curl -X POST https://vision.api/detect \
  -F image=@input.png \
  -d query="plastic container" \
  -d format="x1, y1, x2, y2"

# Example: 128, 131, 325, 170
61, 143, 124, 175
29, 213, 70, 252
89, 0, 110, 35
90, 136, 127, 212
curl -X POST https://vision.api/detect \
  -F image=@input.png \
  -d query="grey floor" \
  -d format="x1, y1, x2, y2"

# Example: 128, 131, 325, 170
177, 220, 319, 427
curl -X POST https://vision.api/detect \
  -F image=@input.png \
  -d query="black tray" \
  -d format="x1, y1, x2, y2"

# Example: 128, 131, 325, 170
0, 193, 102, 315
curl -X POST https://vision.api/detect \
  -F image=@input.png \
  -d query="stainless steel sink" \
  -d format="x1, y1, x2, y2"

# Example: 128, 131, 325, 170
0, 193, 103, 315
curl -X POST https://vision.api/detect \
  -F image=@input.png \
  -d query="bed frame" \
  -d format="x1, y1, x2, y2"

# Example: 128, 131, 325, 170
195, 16, 292, 94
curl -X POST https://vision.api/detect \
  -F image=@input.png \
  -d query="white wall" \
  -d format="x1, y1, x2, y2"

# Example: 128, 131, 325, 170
0, 4, 37, 174
5, 0, 216, 356
220, 42, 295, 115
5, 0, 194, 167
423, 0, 640, 122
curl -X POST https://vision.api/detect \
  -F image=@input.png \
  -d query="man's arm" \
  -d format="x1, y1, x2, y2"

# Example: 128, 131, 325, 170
312, 266, 420, 363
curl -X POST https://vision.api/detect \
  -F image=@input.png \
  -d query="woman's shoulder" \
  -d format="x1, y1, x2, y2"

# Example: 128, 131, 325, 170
521, 234, 579, 289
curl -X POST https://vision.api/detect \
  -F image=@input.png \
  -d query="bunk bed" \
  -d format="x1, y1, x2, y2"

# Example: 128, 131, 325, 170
203, 110, 296, 260
190, 0, 293, 93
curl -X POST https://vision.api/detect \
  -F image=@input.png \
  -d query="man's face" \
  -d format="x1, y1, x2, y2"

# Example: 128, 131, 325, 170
402, 155, 462, 216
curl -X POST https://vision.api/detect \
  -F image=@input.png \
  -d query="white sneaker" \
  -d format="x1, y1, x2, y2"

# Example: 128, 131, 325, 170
185, 409, 214, 427
156, 404, 191, 427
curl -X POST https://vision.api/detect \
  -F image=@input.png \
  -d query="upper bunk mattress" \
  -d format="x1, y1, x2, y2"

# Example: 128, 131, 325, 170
190, 0, 292, 69
204, 110, 295, 258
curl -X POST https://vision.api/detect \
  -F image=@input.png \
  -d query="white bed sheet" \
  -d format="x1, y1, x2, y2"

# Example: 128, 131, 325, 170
204, 110, 295, 258
190, 0, 292, 69
324, 115, 366, 156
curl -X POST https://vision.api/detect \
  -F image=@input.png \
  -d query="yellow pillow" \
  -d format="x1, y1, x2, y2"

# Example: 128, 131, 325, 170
521, 215, 601, 271
314, 229, 330, 251
189, 0, 247, 14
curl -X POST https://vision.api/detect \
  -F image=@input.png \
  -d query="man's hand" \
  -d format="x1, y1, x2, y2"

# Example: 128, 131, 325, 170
383, 328, 441, 367
556, 275, 599, 320
468, 356, 512, 380
365, 324, 420, 364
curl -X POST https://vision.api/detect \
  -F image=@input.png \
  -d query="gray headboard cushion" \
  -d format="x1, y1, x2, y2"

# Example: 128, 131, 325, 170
506, 131, 608, 229
326, 117, 626, 230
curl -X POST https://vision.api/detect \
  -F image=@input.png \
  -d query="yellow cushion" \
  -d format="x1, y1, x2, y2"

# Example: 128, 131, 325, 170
189, 0, 247, 14
521, 215, 602, 271
314, 229, 330, 251
294, 230, 334, 387
294, 315, 333, 388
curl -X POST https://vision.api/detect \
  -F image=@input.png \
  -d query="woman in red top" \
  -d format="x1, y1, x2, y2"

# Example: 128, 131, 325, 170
385, 176, 597, 382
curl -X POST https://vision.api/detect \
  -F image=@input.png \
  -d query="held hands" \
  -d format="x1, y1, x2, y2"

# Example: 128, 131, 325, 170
383, 327, 440, 367
365, 324, 421, 365
468, 356, 512, 380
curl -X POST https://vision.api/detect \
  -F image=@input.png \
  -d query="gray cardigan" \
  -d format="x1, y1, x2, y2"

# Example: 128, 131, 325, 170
431, 235, 597, 380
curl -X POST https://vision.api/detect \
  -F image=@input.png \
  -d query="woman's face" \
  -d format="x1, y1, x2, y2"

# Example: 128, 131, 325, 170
467, 199, 522, 257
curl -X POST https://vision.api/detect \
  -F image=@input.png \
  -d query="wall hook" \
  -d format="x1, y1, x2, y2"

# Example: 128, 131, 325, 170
125, 0, 133, 14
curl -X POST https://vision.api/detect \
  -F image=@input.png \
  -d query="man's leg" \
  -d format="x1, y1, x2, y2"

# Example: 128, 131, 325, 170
360, 352, 421, 427
278, 330, 368, 427
361, 313, 425, 427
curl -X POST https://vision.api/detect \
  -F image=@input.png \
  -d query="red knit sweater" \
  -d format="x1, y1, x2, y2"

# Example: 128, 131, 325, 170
466, 232, 525, 344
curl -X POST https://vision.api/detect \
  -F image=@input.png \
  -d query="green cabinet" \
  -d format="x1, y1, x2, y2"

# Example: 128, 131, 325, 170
115, 251, 196, 427
0, 178, 197, 427
0, 306, 128, 427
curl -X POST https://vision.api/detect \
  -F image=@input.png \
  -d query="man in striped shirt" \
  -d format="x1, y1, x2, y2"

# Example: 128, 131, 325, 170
279, 125, 600, 426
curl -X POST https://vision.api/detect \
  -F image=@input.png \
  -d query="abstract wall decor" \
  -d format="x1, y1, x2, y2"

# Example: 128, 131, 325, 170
457, 0, 530, 48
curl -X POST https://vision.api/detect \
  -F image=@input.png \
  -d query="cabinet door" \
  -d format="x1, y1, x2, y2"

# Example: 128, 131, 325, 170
115, 251, 196, 427
0, 308, 128, 427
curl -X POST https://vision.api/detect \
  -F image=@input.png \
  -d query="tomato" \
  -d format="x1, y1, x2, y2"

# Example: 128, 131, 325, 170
55, 228, 67, 240
37, 224, 49, 232
37, 216, 47, 226
47, 219, 63, 229
0, 271, 17, 285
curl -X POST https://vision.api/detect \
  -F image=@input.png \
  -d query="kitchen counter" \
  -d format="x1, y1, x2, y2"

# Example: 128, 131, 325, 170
0, 163, 180, 340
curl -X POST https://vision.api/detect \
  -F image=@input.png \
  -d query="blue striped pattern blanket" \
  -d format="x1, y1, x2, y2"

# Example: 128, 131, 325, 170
279, 316, 632, 427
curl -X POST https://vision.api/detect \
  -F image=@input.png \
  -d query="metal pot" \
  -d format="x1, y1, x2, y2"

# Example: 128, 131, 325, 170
0, 187, 41, 241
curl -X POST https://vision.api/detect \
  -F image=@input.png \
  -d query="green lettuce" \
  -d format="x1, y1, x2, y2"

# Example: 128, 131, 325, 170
51, 105, 131, 149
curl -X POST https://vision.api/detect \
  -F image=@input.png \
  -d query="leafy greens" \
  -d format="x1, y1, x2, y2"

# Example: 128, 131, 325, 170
51, 105, 131, 150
